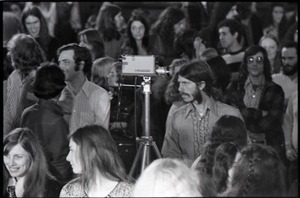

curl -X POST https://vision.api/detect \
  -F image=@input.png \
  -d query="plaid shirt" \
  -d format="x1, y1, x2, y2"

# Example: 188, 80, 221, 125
225, 79, 285, 145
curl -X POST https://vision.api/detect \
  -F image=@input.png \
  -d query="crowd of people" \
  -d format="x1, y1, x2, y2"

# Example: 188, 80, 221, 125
3, 2, 298, 197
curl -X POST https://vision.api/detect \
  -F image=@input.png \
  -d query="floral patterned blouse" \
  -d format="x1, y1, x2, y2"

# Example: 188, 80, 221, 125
59, 177, 133, 197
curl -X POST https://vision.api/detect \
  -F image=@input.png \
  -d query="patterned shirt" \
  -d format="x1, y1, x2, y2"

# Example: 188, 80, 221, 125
59, 177, 133, 197
162, 97, 243, 162
66, 79, 111, 133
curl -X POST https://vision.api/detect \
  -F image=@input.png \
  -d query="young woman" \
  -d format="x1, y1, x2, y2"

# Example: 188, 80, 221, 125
60, 124, 134, 197
3, 128, 61, 197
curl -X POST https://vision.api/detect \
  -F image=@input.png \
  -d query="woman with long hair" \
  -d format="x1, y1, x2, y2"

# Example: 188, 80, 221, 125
60, 124, 134, 197
3, 127, 61, 197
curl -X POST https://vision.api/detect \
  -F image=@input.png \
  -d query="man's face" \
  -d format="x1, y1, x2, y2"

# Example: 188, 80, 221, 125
281, 47, 298, 76
58, 50, 79, 82
178, 75, 202, 104
219, 26, 236, 50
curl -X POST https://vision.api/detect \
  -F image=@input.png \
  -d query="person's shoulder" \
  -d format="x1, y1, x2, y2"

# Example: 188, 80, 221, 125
216, 100, 240, 114
60, 177, 82, 195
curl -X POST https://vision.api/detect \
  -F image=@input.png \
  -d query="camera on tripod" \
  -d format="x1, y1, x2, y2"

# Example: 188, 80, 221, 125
120, 55, 170, 76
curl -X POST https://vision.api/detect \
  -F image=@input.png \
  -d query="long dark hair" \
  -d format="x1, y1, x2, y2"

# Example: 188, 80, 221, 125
126, 15, 150, 55
21, 6, 51, 55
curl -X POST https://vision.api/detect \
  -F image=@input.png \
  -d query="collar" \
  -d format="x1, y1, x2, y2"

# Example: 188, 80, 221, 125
67, 78, 90, 97
184, 97, 215, 119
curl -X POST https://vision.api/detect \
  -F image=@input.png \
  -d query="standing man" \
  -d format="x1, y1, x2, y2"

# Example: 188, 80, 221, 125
161, 60, 243, 163
57, 43, 110, 133
272, 41, 298, 109
218, 19, 245, 82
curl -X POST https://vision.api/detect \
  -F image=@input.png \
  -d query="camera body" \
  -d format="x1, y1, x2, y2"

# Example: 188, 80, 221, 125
121, 55, 169, 76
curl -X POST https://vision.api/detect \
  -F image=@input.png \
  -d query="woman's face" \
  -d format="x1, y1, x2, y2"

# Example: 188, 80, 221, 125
66, 138, 82, 174
107, 66, 118, 86
131, 20, 145, 41
114, 12, 125, 31
272, 6, 284, 24
4, 144, 31, 179
247, 52, 265, 78
173, 19, 186, 35
25, 15, 40, 38
260, 38, 278, 60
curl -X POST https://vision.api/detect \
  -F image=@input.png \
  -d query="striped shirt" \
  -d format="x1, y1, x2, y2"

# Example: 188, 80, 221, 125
66, 79, 110, 134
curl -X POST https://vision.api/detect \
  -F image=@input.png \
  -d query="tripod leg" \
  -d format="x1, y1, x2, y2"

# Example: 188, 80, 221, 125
141, 144, 149, 172
152, 141, 162, 158
129, 143, 143, 177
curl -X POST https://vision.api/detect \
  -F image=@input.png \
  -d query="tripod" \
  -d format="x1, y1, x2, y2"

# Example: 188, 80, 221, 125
129, 76, 162, 177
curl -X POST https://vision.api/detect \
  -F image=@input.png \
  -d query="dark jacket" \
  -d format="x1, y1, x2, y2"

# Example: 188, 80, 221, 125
225, 79, 285, 145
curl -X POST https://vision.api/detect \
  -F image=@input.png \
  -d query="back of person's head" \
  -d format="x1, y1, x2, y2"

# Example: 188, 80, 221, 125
213, 142, 240, 194
7, 33, 46, 77
57, 43, 93, 77
91, 57, 115, 91
3, 11, 23, 47
3, 127, 52, 197
174, 29, 198, 60
206, 55, 230, 90
70, 124, 129, 188
132, 158, 202, 197
236, 2, 252, 20
222, 143, 287, 197
95, 3, 121, 41
217, 19, 244, 43
197, 115, 247, 176
240, 45, 272, 81
78, 28, 105, 60
33, 62, 66, 99
151, 6, 185, 41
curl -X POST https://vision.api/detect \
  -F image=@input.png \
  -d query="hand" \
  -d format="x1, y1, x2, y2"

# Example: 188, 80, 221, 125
286, 148, 298, 161
58, 88, 74, 114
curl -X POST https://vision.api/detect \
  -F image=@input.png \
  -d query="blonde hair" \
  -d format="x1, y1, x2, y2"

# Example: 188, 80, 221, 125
132, 158, 202, 197
91, 57, 115, 91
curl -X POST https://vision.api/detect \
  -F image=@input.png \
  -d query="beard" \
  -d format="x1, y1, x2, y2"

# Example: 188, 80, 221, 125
192, 87, 203, 104
283, 64, 298, 76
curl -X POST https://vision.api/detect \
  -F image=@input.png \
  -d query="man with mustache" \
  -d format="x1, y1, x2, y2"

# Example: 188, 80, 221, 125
272, 41, 298, 109
161, 60, 243, 164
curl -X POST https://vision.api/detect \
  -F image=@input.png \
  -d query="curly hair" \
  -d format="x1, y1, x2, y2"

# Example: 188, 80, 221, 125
198, 115, 247, 176
150, 6, 185, 47
173, 29, 198, 60
7, 33, 46, 78
95, 3, 121, 42
33, 62, 66, 99
222, 144, 287, 197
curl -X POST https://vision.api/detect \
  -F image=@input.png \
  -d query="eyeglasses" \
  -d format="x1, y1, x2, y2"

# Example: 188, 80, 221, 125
58, 59, 75, 65
247, 56, 264, 64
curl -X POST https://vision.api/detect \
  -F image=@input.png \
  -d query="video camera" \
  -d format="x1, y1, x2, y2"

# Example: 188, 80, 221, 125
120, 55, 170, 76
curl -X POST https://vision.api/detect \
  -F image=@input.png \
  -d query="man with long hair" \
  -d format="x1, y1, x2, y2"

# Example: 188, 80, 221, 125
161, 60, 242, 164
